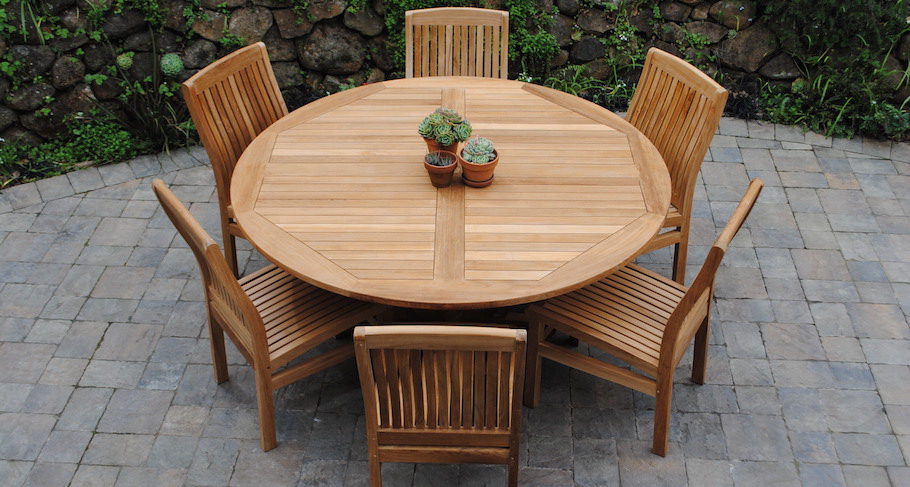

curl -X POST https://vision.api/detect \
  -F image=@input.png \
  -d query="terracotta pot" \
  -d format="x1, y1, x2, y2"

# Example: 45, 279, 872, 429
423, 151, 458, 188
424, 137, 457, 154
459, 150, 499, 188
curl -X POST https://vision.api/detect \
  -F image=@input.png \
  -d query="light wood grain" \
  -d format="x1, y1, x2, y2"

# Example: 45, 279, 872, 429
231, 77, 671, 309
524, 179, 763, 457
354, 325, 526, 486
406, 8, 509, 79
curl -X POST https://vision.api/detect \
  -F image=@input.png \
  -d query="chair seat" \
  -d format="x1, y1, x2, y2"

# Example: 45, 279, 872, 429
240, 264, 384, 369
530, 264, 686, 375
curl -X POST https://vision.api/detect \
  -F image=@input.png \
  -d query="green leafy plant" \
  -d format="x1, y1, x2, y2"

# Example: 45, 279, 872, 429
460, 135, 496, 164
424, 151, 456, 166
418, 107, 472, 146
544, 65, 604, 97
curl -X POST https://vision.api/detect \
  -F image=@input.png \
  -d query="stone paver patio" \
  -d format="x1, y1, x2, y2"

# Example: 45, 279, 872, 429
1, 119, 909, 486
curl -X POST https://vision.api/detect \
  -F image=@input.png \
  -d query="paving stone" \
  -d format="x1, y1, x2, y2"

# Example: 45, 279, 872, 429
0, 460, 32, 486
714, 266, 767, 299
831, 362, 876, 390
0, 213, 37, 232
616, 439, 686, 487
790, 430, 839, 463
67, 167, 105, 194
114, 466, 185, 487
29, 213, 71, 233
91, 267, 156, 299
88, 218, 150, 247
0, 383, 33, 412
23, 318, 69, 344
848, 261, 889, 282
0, 316, 32, 341
761, 323, 826, 360
97, 389, 173, 434
159, 405, 209, 437
55, 321, 108, 358
79, 360, 145, 388
125, 246, 167, 267
54, 265, 105, 297
832, 433, 904, 466
97, 163, 136, 187
821, 337, 867, 363
163, 300, 206, 337
809, 302, 856, 336
185, 437, 241, 487
69, 464, 120, 487
94, 323, 162, 362
771, 360, 835, 388
75, 246, 132, 266
715, 298, 774, 322
37, 430, 93, 464
57, 387, 114, 431
155, 248, 198, 279
820, 389, 891, 434
871, 364, 910, 405
0, 232, 56, 263
0, 343, 55, 383
138, 362, 186, 391
729, 358, 773, 386
792, 249, 851, 281
22, 462, 77, 487
76, 298, 139, 322
22, 384, 73, 414
0, 413, 56, 461
801, 280, 860, 303
572, 407, 637, 441
799, 463, 846, 487
842, 465, 893, 487
82, 434, 155, 466
847, 303, 909, 339
4, 183, 43, 209
572, 438, 618, 487
57, 216, 101, 244
231, 440, 306, 486
74, 198, 127, 217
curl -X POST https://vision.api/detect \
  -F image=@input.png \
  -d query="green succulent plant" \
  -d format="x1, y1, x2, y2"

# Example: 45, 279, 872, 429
160, 53, 184, 78
425, 151, 456, 167
116, 52, 135, 70
461, 136, 496, 164
418, 107, 472, 146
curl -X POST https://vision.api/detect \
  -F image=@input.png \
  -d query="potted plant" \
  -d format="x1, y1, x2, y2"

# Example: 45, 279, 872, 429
423, 151, 458, 188
458, 136, 499, 187
418, 107, 472, 153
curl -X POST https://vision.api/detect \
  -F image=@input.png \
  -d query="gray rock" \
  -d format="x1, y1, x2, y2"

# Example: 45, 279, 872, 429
129, 52, 156, 82
584, 58, 612, 80
54, 83, 95, 115
372, 0, 386, 15
183, 39, 218, 69
548, 14, 575, 48
556, 0, 580, 16
21, 84, 93, 138
0, 79, 8, 100
366, 68, 385, 83
570, 36, 605, 63
83, 43, 115, 72
686, 20, 729, 44
879, 56, 905, 92
691, 2, 710, 20
91, 77, 123, 100
0, 106, 17, 133
309, 0, 347, 21
102, 10, 147, 39
123, 30, 180, 52
657, 22, 687, 44
262, 26, 297, 62
59, 7, 88, 31
344, 7, 384, 37
648, 38, 681, 57
202, 0, 245, 7
717, 22, 777, 72
272, 62, 306, 89
45, 0, 76, 14
577, 9, 613, 34
897, 32, 910, 62
660, 2, 692, 22
192, 10, 226, 42
49, 32, 88, 52
6, 83, 56, 111
2, 126, 43, 145
52, 57, 86, 89
297, 23, 366, 75
9, 44, 56, 79
678, 0, 701, 4
161, 0, 189, 32
367, 36, 395, 72
0, 38, 6, 58
629, 7, 655, 37
551, 49, 569, 68
709, 0, 755, 31
228, 7, 274, 44
758, 53, 800, 80
272, 8, 314, 39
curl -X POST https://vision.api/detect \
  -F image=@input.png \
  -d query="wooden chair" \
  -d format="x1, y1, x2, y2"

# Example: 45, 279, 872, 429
182, 41, 288, 277
152, 179, 387, 452
405, 7, 509, 79
524, 179, 762, 456
354, 325, 526, 486
627, 47, 728, 283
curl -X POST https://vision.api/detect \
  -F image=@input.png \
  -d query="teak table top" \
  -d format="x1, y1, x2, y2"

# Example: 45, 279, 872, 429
231, 77, 671, 309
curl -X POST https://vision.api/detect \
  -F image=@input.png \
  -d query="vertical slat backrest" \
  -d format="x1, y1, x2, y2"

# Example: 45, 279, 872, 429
354, 325, 526, 435
151, 179, 268, 364
405, 8, 509, 79
626, 48, 728, 213
659, 179, 763, 367
181, 42, 288, 212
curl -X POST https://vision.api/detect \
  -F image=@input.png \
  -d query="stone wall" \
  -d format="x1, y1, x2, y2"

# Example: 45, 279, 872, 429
1, 0, 908, 145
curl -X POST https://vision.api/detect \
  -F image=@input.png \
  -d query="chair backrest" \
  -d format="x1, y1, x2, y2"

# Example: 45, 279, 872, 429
181, 42, 288, 210
405, 7, 509, 79
151, 179, 268, 365
354, 325, 526, 446
626, 48, 728, 213
660, 179, 763, 367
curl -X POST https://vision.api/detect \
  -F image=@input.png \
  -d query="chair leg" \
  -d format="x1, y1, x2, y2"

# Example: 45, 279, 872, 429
523, 314, 543, 408
224, 231, 239, 278
652, 374, 674, 456
672, 226, 688, 284
507, 450, 519, 487
691, 315, 710, 385
208, 314, 229, 384
255, 369, 277, 451
369, 456, 382, 487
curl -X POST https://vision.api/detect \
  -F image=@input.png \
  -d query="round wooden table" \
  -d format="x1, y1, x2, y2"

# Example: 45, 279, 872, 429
231, 77, 671, 309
